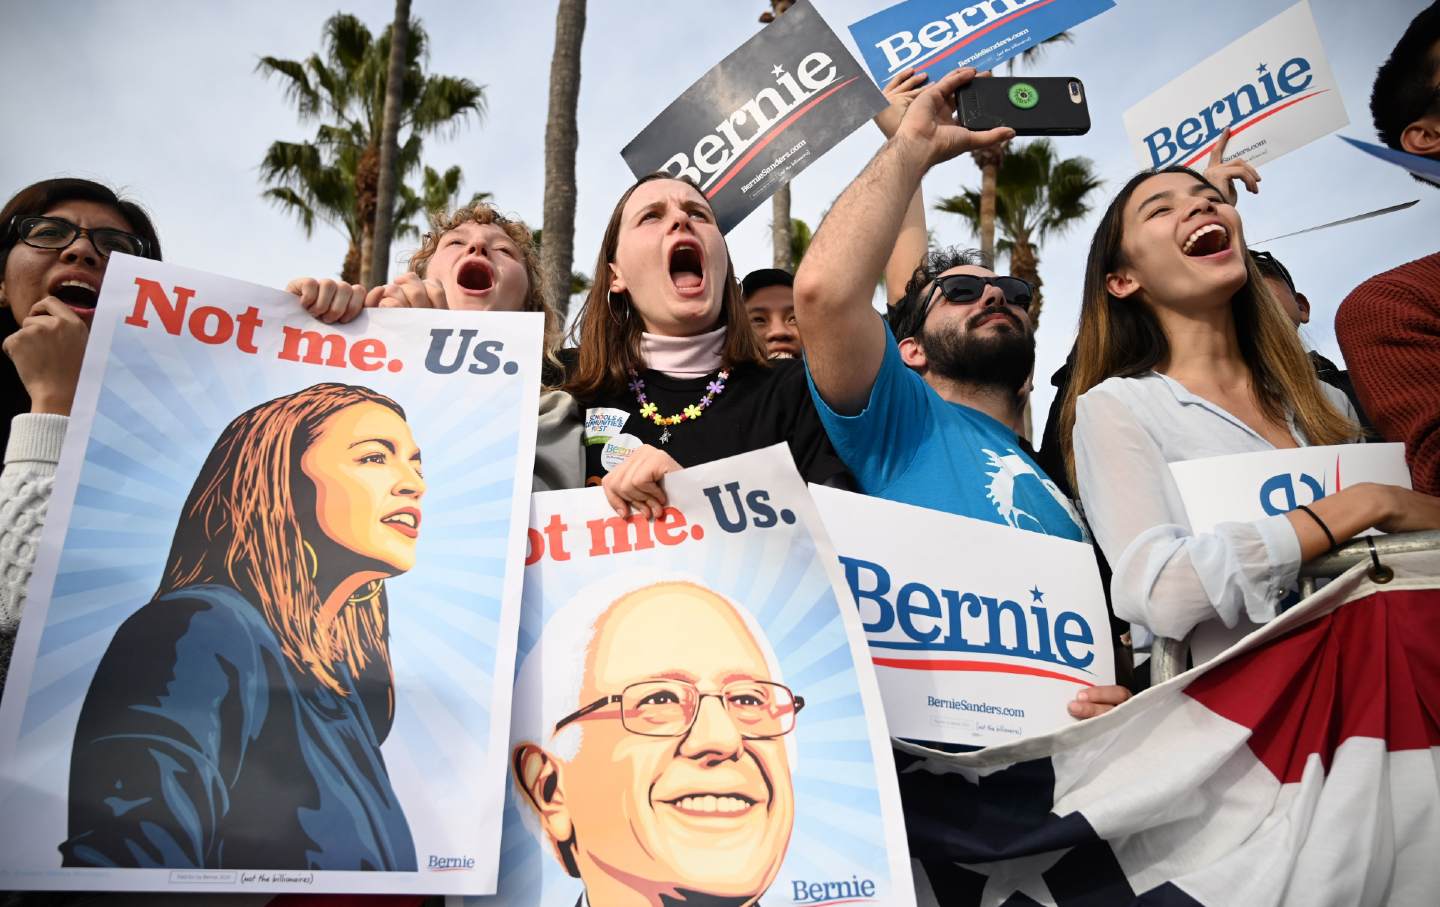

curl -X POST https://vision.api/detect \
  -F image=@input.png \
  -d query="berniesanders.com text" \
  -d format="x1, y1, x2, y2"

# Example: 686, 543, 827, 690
928, 695, 1025, 718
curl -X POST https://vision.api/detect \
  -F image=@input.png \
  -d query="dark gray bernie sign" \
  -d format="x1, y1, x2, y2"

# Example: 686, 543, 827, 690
621, 0, 885, 234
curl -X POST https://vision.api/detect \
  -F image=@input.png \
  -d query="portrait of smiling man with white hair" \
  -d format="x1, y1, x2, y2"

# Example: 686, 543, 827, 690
510, 580, 801, 907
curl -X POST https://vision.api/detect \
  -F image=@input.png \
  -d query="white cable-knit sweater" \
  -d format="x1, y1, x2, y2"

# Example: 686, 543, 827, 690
0, 413, 66, 690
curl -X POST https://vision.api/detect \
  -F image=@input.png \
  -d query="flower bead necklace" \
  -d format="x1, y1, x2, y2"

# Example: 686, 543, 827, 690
628, 368, 730, 444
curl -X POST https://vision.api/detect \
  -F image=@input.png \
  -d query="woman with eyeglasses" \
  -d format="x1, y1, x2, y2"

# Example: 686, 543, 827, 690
1056, 165, 1440, 664
0, 178, 161, 687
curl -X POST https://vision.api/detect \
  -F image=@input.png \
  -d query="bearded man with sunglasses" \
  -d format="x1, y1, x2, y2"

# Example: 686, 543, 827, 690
795, 67, 1085, 545
794, 68, 1131, 905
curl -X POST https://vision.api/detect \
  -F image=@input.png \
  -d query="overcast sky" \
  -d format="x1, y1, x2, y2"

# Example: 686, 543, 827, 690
1, 0, 1432, 424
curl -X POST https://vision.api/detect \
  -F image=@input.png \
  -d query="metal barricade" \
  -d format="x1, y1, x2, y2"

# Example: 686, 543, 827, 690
1149, 530, 1440, 684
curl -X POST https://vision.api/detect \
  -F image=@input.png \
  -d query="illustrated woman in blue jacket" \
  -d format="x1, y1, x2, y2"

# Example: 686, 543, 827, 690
61, 382, 423, 870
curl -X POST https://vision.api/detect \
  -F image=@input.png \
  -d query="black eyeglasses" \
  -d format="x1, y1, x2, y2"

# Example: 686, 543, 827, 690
10, 215, 149, 259
553, 679, 805, 740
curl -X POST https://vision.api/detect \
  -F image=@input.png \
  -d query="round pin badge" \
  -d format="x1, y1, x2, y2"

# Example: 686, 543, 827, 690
1008, 83, 1038, 109
600, 433, 643, 473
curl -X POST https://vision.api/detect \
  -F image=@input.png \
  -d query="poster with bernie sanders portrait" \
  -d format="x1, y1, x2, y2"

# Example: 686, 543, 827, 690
0, 255, 542, 896
458, 445, 913, 907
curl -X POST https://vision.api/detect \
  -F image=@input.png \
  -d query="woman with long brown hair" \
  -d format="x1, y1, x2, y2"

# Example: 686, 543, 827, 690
62, 382, 423, 870
1058, 166, 1440, 664
566, 173, 846, 517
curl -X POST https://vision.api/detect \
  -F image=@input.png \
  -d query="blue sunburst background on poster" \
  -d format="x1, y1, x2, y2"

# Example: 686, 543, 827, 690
0, 258, 539, 892
463, 476, 899, 907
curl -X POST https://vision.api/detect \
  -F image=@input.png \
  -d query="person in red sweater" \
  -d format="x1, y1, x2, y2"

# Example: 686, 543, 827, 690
1335, 2, 1440, 494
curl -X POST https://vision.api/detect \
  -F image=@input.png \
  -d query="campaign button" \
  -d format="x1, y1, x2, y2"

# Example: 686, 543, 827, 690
600, 433, 643, 473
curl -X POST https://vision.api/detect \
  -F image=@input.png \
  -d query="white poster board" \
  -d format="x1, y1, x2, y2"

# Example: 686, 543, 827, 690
1169, 442, 1409, 663
1123, 1, 1347, 170
0, 256, 541, 895
810, 486, 1114, 748
1170, 442, 1411, 533
456, 446, 914, 907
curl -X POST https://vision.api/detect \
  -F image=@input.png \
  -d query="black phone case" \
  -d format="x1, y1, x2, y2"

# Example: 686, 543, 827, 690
956, 77, 1091, 136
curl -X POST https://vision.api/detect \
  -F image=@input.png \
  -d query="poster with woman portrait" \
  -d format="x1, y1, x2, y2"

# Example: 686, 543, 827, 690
455, 445, 914, 907
0, 255, 542, 895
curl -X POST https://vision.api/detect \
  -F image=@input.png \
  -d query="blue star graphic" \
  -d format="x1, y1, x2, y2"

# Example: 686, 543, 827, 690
1256, 62, 1269, 75
1030, 586, 1044, 603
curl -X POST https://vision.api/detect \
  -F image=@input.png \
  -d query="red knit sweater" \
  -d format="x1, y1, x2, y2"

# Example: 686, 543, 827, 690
1335, 251, 1440, 495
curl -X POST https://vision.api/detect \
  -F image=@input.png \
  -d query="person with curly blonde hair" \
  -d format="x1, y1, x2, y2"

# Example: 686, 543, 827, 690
286, 201, 581, 489
287, 201, 561, 364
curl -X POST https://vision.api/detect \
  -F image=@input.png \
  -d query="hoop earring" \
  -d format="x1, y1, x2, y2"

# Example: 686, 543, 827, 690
302, 540, 318, 579
348, 579, 383, 606
607, 291, 631, 327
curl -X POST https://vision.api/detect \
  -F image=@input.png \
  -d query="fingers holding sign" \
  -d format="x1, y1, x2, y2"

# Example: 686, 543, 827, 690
896, 67, 1014, 171
602, 444, 683, 521
1203, 128, 1261, 206
285, 277, 368, 324
370, 272, 449, 310
1068, 683, 1132, 720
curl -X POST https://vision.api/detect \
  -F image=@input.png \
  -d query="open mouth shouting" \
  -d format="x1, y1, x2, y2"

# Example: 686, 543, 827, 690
1181, 222, 1232, 259
48, 272, 101, 319
455, 258, 495, 298
381, 506, 421, 539
667, 240, 707, 298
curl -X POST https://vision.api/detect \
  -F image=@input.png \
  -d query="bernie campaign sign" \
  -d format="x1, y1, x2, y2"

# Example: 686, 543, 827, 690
847, 0, 1115, 88
459, 445, 914, 907
811, 486, 1114, 748
1168, 442, 1410, 665
621, 0, 884, 234
0, 257, 543, 895
1123, 0, 1347, 170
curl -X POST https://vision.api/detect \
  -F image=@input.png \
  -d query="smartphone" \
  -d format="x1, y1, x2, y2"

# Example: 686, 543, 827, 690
955, 77, 1091, 136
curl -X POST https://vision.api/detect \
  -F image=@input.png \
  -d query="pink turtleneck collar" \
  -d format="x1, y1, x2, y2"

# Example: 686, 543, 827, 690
640, 326, 726, 378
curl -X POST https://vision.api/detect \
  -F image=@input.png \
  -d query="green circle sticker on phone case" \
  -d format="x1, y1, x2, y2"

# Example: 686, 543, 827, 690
1008, 83, 1038, 109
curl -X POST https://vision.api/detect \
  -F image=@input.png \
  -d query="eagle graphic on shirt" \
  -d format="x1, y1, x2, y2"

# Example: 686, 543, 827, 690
981, 448, 1086, 538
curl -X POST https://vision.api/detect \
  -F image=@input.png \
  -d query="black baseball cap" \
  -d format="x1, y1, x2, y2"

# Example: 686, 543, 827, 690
741, 268, 794, 299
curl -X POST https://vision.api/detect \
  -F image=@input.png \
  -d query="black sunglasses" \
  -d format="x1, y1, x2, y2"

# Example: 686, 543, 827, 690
929, 274, 1033, 308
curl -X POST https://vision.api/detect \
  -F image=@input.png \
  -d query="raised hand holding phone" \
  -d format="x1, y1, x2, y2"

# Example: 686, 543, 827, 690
955, 75, 1092, 136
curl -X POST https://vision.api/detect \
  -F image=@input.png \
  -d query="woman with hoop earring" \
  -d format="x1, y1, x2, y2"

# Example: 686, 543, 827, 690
563, 173, 848, 518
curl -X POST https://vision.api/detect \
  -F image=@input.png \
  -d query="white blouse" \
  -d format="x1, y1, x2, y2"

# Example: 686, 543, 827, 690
1072, 372, 1357, 664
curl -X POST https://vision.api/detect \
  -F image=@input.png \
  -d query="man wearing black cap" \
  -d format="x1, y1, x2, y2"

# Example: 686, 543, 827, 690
1250, 250, 1369, 432
741, 268, 801, 359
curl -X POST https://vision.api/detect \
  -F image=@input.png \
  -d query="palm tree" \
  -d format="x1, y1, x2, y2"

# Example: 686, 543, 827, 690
971, 33, 1074, 260
760, 1, 796, 270
541, 0, 586, 320
935, 139, 1101, 329
369, 0, 412, 287
257, 12, 485, 282
789, 217, 812, 268
533, 229, 592, 297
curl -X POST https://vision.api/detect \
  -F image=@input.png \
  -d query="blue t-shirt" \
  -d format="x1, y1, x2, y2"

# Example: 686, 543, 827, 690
806, 331, 1086, 541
